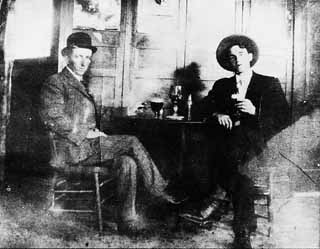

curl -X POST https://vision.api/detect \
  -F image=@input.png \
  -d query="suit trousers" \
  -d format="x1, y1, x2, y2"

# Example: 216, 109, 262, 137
84, 135, 168, 220
208, 125, 257, 233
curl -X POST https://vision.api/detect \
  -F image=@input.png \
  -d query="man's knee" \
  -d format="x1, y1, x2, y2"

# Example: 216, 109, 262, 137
126, 135, 144, 150
127, 135, 140, 144
116, 155, 137, 173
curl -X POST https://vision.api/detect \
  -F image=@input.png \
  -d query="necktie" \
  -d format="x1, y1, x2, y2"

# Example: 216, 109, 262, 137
237, 78, 245, 99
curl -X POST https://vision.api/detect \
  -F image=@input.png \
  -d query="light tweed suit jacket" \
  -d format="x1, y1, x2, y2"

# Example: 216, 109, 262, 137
40, 67, 98, 167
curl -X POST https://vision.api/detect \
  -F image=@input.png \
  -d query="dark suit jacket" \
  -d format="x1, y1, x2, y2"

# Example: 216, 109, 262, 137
40, 67, 98, 167
201, 72, 290, 154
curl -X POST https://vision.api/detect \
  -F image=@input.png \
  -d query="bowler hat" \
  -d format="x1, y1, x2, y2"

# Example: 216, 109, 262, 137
216, 34, 259, 71
61, 32, 97, 55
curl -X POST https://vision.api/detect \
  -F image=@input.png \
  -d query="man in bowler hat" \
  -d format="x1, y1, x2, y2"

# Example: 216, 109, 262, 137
185, 35, 290, 248
40, 32, 181, 235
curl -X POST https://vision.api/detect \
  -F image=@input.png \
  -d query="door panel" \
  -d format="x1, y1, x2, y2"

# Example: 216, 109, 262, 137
247, 0, 290, 87
130, 0, 237, 112
185, 0, 236, 85
129, 0, 181, 114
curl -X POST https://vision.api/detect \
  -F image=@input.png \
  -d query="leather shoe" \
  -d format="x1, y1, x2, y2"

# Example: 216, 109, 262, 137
199, 187, 229, 219
233, 229, 252, 249
179, 197, 230, 222
201, 198, 230, 219
200, 199, 222, 219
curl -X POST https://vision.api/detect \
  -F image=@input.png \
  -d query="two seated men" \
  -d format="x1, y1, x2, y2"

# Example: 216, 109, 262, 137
40, 32, 289, 248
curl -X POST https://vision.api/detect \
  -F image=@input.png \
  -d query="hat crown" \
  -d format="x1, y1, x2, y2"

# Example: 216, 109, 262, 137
67, 32, 93, 48
216, 34, 259, 72
62, 32, 97, 54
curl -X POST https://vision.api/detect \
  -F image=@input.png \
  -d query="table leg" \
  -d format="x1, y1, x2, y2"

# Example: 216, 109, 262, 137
178, 124, 186, 176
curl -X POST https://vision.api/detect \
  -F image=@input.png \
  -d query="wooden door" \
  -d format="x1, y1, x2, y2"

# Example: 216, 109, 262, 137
0, 0, 10, 184
130, 0, 183, 115
184, 0, 237, 91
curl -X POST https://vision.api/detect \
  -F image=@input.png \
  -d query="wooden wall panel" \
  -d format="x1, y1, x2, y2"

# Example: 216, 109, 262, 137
72, 29, 120, 113
101, 76, 116, 107
90, 47, 117, 71
134, 48, 177, 78
128, 0, 181, 114
58, 0, 74, 71
86, 30, 120, 47
304, 1, 320, 96
246, 0, 291, 88
185, 0, 236, 84
88, 76, 116, 117
129, 78, 173, 114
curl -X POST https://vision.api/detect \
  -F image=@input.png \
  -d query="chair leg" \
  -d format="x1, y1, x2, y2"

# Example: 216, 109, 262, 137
94, 172, 103, 233
267, 194, 272, 237
49, 172, 58, 211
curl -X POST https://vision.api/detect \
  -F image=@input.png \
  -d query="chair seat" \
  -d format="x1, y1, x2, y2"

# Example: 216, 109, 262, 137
53, 159, 114, 176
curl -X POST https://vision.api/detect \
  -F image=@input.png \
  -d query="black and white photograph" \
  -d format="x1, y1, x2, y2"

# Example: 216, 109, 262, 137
0, 0, 319, 248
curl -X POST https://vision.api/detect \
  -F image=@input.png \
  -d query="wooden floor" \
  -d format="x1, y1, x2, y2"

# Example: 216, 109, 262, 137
2, 172, 317, 248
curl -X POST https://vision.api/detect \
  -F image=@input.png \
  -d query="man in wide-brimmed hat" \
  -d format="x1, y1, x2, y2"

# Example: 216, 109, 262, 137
183, 35, 290, 248
40, 32, 183, 235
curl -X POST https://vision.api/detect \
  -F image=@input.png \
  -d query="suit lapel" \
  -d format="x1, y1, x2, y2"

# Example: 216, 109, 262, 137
61, 67, 92, 99
230, 75, 237, 94
245, 72, 260, 98
245, 72, 263, 118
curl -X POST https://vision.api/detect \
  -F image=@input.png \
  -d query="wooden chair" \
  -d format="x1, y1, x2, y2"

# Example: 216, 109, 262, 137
47, 132, 115, 233
252, 176, 272, 237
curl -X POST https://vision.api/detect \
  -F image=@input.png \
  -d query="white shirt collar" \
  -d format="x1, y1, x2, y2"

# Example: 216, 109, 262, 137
235, 70, 253, 99
235, 70, 253, 86
66, 66, 83, 82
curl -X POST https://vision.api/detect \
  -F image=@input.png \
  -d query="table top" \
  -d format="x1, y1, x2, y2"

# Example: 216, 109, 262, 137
117, 115, 207, 125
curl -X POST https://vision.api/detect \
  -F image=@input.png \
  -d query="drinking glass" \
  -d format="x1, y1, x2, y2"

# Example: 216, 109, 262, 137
150, 98, 164, 119
170, 85, 182, 116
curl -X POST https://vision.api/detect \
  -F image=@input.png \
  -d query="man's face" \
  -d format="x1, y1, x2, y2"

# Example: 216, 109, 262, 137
67, 47, 93, 76
228, 45, 253, 74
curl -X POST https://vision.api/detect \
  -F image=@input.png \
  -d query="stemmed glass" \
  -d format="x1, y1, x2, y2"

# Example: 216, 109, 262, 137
170, 85, 182, 117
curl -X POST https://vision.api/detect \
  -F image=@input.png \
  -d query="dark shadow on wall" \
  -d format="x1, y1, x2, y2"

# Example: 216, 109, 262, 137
171, 62, 205, 120
5, 59, 57, 175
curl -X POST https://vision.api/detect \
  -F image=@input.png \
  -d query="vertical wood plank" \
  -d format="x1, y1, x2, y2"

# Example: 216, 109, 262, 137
178, 0, 187, 69
114, 0, 137, 109
235, 0, 243, 32
51, 0, 62, 62
242, 0, 252, 34
57, 0, 74, 72
0, 0, 12, 185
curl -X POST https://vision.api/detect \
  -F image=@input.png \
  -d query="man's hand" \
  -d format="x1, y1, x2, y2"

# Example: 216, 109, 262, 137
86, 129, 108, 139
216, 114, 233, 130
236, 99, 256, 115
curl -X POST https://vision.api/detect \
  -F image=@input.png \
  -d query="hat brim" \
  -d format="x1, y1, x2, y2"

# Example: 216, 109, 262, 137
216, 35, 259, 72
61, 45, 97, 56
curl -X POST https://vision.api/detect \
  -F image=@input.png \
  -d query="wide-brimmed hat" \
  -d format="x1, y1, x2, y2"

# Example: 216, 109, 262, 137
216, 34, 259, 71
61, 32, 97, 55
